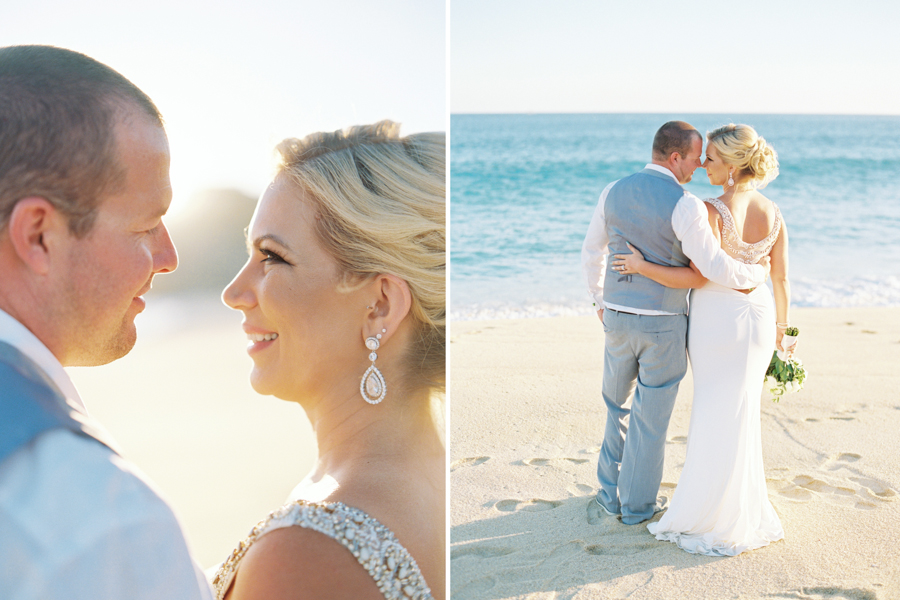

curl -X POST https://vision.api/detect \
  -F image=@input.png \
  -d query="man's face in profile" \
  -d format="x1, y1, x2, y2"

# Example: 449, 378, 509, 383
55, 110, 178, 366
673, 136, 703, 184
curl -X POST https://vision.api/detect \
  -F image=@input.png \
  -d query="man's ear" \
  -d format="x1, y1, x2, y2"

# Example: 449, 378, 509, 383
363, 274, 412, 345
7, 197, 66, 276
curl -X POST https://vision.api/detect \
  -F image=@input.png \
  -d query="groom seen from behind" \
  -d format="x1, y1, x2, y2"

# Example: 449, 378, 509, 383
0, 46, 213, 599
581, 121, 768, 525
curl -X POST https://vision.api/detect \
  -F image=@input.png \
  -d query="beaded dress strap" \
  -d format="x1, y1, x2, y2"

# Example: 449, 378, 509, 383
212, 500, 433, 600
706, 198, 782, 264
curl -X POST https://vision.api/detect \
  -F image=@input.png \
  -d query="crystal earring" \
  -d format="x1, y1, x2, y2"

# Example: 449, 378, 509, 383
727, 171, 734, 187
360, 328, 387, 404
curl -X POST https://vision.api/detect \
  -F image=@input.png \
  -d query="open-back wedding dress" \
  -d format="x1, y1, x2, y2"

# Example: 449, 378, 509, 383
647, 197, 785, 556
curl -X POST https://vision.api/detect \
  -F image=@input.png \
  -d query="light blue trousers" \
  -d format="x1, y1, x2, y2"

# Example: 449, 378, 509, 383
596, 309, 688, 524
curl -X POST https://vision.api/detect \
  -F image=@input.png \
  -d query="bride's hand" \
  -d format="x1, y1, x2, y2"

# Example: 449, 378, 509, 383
612, 242, 646, 275
775, 329, 798, 356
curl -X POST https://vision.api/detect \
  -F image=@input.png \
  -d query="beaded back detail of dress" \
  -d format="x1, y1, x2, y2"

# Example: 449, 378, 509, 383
706, 198, 782, 264
211, 500, 433, 600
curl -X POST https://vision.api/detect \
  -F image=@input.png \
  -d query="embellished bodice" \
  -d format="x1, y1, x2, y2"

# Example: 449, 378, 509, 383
212, 500, 433, 600
705, 198, 782, 264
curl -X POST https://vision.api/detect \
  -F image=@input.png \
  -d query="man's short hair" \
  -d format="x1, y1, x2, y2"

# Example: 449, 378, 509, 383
0, 45, 163, 237
652, 121, 701, 162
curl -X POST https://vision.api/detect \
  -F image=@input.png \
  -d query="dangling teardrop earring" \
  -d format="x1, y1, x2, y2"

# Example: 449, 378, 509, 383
360, 328, 387, 404
727, 171, 735, 188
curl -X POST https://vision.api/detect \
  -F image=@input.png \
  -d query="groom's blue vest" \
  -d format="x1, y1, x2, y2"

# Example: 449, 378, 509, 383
603, 168, 691, 314
0, 341, 116, 465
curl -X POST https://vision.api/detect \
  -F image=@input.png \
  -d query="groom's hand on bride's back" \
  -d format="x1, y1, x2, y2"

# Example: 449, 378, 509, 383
597, 308, 604, 323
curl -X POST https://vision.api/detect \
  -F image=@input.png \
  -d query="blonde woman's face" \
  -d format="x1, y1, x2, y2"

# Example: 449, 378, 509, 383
222, 177, 370, 402
702, 144, 730, 187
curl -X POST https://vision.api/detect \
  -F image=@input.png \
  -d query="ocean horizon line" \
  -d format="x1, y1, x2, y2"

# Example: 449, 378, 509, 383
451, 111, 900, 118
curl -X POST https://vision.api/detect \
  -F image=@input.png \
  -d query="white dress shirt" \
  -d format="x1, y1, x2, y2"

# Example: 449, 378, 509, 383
0, 308, 213, 600
581, 164, 766, 314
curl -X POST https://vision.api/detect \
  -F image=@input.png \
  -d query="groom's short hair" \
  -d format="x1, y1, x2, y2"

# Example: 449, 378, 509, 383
652, 121, 701, 161
0, 45, 163, 238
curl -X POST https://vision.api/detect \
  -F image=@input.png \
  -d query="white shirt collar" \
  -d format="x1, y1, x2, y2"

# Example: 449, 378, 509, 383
644, 163, 680, 183
0, 307, 86, 412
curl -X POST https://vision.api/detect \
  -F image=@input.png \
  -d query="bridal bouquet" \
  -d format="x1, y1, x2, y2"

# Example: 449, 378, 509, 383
764, 327, 807, 402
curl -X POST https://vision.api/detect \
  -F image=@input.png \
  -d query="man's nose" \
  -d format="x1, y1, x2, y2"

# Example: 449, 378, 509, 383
154, 221, 178, 274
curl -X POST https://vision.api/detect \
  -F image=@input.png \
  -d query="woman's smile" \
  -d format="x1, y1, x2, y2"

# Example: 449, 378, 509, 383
243, 326, 279, 354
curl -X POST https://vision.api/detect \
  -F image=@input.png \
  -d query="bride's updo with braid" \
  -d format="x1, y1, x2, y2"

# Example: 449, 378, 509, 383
275, 121, 445, 397
707, 124, 779, 189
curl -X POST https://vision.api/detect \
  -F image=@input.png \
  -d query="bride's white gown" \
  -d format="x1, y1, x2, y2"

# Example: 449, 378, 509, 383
647, 198, 785, 556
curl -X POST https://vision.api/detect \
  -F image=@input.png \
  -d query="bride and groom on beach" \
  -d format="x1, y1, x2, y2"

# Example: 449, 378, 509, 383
582, 120, 791, 556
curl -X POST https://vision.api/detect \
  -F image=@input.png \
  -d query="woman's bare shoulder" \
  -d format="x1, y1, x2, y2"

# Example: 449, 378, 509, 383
749, 190, 777, 209
748, 191, 778, 224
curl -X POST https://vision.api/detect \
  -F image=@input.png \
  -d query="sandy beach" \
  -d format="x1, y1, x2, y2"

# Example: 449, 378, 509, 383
450, 308, 900, 599
67, 294, 318, 569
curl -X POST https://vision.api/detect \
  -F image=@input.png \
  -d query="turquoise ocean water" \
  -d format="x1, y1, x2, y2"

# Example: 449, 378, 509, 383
450, 113, 900, 319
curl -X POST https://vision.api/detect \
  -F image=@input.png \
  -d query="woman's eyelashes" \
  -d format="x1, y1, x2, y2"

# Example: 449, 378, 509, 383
259, 247, 290, 265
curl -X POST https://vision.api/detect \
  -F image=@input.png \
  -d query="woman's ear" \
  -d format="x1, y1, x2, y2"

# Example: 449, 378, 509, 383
363, 274, 412, 344
7, 197, 63, 276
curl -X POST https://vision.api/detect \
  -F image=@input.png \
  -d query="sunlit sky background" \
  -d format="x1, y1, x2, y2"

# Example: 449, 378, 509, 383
3, 0, 446, 214
452, 0, 900, 116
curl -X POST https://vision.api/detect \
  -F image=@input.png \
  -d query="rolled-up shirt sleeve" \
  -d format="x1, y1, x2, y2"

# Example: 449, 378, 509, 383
582, 181, 617, 307
672, 193, 766, 289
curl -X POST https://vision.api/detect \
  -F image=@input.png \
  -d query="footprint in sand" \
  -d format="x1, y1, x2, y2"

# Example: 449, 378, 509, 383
451, 545, 516, 560
772, 455, 897, 510
668, 435, 687, 444
495, 498, 562, 512
823, 453, 861, 471
451, 575, 496, 596
522, 457, 589, 467
585, 447, 602, 454
567, 483, 594, 496
767, 586, 879, 600
584, 539, 659, 556
851, 477, 898, 501
450, 456, 489, 471
828, 404, 867, 422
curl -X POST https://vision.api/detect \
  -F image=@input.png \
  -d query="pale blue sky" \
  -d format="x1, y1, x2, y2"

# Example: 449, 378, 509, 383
451, 0, 900, 115
2, 0, 446, 211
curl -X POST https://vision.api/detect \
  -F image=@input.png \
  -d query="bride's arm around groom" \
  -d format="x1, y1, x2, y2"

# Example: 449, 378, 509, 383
582, 139, 768, 322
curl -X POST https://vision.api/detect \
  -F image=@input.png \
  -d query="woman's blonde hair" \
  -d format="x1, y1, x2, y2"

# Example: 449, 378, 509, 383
275, 120, 445, 395
707, 123, 779, 189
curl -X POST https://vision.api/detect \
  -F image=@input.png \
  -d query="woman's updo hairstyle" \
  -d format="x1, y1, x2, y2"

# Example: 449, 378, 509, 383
275, 120, 445, 395
706, 123, 779, 189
